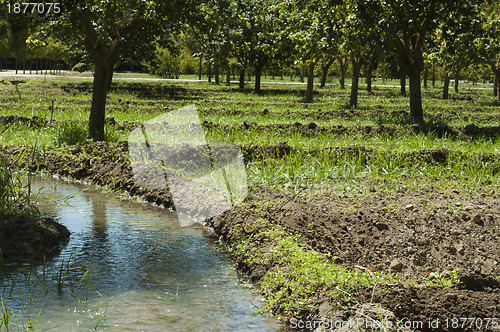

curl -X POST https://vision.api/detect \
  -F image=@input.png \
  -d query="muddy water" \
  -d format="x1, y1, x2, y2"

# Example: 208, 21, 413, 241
1, 176, 282, 331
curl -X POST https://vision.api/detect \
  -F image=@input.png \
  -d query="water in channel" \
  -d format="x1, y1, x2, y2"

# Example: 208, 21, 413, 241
0, 176, 282, 331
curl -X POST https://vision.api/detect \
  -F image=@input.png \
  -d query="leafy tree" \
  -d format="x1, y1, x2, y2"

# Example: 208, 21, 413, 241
473, 1, 500, 102
343, 0, 385, 108
2, 10, 38, 73
230, 0, 278, 92
380, 0, 480, 122
43, 0, 198, 140
187, 0, 233, 84
274, 0, 341, 102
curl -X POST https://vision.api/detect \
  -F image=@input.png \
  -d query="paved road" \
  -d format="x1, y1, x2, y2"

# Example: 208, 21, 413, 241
0, 70, 494, 90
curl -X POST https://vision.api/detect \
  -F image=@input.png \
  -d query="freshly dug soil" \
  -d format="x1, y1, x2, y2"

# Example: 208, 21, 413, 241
208, 187, 499, 330
1, 142, 498, 330
0, 213, 70, 263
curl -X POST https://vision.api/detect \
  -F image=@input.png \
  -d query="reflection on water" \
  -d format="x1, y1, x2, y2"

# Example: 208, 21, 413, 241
0, 176, 282, 331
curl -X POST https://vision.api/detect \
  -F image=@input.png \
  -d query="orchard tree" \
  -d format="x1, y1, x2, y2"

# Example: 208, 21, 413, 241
187, 0, 233, 84
3, 10, 38, 73
342, 0, 385, 108
43, 0, 198, 140
0, 18, 10, 67
380, 0, 481, 122
230, 0, 278, 92
473, 2, 500, 102
432, 24, 475, 99
275, 0, 341, 102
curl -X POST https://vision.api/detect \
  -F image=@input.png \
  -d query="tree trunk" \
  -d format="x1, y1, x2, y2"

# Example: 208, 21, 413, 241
408, 67, 424, 122
432, 63, 436, 87
400, 74, 406, 96
366, 69, 373, 93
423, 65, 428, 89
214, 61, 220, 85
300, 66, 305, 83
198, 56, 202, 80
208, 61, 212, 83
239, 67, 245, 89
495, 69, 500, 103
226, 62, 231, 85
254, 65, 262, 93
320, 58, 334, 88
338, 56, 347, 89
454, 68, 459, 93
443, 71, 450, 100
89, 59, 113, 141
494, 72, 498, 98
306, 61, 315, 103
15, 58, 18, 74
349, 59, 361, 108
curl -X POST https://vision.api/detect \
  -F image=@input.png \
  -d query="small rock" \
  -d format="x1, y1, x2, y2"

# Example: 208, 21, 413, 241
390, 260, 404, 271
444, 293, 457, 301
375, 223, 389, 231
472, 214, 484, 226
452, 188, 460, 194
405, 204, 415, 211
447, 246, 457, 255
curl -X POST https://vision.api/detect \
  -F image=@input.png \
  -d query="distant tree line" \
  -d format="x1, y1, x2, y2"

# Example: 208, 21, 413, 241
0, 0, 498, 140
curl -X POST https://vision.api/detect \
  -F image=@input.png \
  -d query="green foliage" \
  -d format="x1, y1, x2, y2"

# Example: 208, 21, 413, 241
55, 122, 89, 146
147, 45, 182, 79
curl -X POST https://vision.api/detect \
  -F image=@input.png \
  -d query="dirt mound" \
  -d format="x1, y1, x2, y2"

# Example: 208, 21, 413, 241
0, 214, 70, 263
0, 115, 49, 128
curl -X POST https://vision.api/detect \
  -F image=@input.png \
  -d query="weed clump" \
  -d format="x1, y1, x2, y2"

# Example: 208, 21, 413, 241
0, 155, 37, 217
55, 121, 89, 146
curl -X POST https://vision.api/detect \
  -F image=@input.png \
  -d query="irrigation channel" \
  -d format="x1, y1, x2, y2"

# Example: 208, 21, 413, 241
0, 175, 282, 331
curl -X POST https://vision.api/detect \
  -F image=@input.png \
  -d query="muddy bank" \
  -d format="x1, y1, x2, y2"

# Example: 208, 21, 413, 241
0, 213, 70, 263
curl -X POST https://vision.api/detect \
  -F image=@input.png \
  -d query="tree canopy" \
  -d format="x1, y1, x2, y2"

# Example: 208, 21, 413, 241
2, 0, 499, 137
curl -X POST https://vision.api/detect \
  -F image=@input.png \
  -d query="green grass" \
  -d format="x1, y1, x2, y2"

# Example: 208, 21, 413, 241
0, 154, 38, 217
2, 77, 499, 195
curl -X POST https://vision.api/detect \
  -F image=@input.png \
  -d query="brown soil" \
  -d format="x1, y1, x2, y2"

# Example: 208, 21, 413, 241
1, 142, 498, 330
0, 213, 70, 263
209, 187, 499, 330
